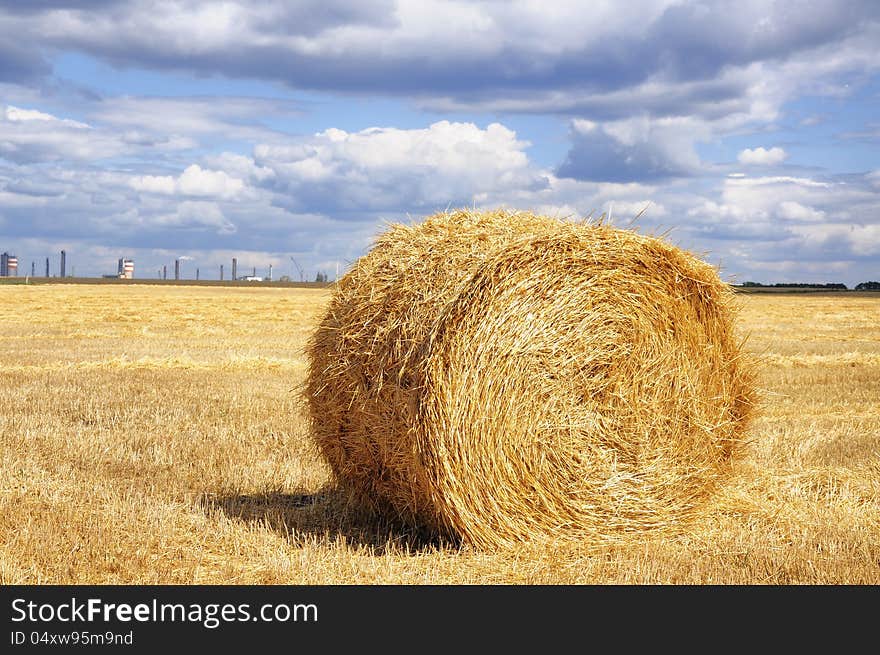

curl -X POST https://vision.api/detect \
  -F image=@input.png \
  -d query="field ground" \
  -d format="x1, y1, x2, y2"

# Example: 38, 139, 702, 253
1, 285, 878, 583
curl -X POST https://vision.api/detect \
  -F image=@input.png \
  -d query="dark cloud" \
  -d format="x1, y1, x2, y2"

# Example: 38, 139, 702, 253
0, 38, 49, 83
641, 0, 877, 81
247, 0, 398, 36
556, 121, 699, 182
3, 177, 66, 197
0, 1, 122, 12
4, 0, 876, 114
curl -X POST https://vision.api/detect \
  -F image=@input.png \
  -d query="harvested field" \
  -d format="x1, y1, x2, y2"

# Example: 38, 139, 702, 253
1, 283, 878, 583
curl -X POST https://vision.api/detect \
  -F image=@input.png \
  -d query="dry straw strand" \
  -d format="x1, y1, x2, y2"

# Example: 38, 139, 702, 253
306, 208, 756, 548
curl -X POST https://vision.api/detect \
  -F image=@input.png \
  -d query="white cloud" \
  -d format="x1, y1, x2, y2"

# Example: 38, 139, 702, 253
688, 200, 749, 222
129, 174, 176, 195
129, 165, 245, 199
202, 153, 275, 183
737, 147, 788, 166
254, 120, 545, 210
605, 200, 666, 220
5, 105, 89, 128
778, 200, 825, 222
0, 103, 202, 163
6, 105, 56, 122
678, 172, 880, 279
699, 176, 842, 225
726, 175, 830, 188
788, 223, 880, 257
849, 225, 880, 255
0, 104, 118, 162
177, 165, 244, 198
157, 201, 237, 234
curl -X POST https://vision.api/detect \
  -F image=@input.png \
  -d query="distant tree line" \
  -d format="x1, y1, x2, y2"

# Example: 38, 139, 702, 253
739, 281, 849, 289
736, 281, 879, 290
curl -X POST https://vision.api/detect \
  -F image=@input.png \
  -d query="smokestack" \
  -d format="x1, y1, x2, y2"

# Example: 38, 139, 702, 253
163, 265, 167, 280
268, 263, 272, 281
174, 259, 180, 280
45, 257, 49, 277
253, 266, 256, 277
232, 258, 237, 281
31, 261, 35, 277
220, 264, 224, 280
196, 267, 199, 281
60, 250, 66, 278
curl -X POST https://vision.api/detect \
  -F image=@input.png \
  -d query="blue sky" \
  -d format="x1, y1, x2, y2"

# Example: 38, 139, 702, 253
1, 0, 878, 285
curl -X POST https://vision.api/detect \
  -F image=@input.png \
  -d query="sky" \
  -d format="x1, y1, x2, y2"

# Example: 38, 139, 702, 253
0, 0, 878, 285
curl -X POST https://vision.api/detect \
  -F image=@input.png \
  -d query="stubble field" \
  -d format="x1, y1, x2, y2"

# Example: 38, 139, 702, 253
1, 283, 878, 583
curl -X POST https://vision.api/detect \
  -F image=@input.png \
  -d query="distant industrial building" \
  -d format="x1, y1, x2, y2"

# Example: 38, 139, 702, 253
1, 252, 18, 277
118, 258, 134, 279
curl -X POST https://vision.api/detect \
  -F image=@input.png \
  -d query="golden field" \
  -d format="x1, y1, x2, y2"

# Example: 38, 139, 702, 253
1, 283, 878, 584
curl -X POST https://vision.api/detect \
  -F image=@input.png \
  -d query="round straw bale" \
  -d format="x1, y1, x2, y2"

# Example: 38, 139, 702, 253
306, 208, 755, 548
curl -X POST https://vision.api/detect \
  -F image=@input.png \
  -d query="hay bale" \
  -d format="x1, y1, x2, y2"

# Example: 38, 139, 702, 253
306, 208, 755, 548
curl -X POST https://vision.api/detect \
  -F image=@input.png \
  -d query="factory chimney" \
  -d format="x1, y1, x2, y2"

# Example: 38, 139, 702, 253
60, 250, 66, 278
174, 259, 180, 280
232, 258, 237, 281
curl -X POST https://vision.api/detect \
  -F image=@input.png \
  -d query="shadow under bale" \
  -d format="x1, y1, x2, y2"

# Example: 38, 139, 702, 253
205, 488, 455, 554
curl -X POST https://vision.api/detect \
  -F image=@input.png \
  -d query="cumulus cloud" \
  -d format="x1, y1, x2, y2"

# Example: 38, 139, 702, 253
254, 120, 547, 212
738, 146, 788, 165
129, 165, 245, 199
178, 165, 244, 198
681, 171, 880, 274
129, 174, 176, 195
777, 200, 825, 222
